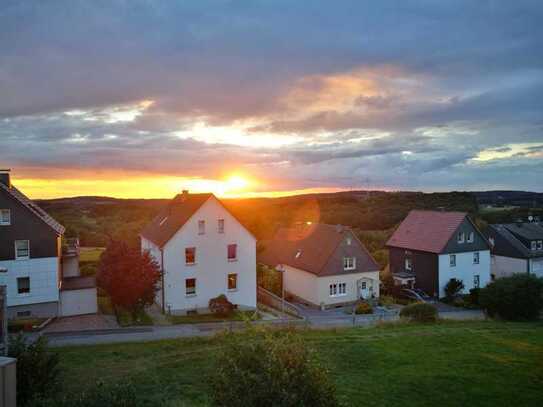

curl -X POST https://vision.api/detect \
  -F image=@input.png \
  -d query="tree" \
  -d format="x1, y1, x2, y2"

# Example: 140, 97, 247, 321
211, 326, 338, 407
444, 278, 464, 301
97, 241, 161, 316
479, 274, 543, 320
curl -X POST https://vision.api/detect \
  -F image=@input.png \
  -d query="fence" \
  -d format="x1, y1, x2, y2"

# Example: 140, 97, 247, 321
257, 286, 303, 319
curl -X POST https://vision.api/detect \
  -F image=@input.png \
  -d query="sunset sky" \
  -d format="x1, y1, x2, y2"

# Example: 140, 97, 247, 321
1, 1, 542, 199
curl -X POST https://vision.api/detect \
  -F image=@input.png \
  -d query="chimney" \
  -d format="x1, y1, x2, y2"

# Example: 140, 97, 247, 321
0, 169, 11, 188
180, 189, 189, 202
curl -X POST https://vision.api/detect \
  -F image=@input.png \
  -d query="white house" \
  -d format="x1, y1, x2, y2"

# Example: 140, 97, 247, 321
387, 210, 492, 298
140, 191, 257, 314
259, 223, 380, 308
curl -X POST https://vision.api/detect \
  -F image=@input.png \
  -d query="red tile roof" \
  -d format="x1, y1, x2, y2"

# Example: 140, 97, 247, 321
386, 210, 467, 253
0, 183, 65, 235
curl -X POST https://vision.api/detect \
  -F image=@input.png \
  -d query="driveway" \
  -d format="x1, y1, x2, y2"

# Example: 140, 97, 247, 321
42, 314, 119, 334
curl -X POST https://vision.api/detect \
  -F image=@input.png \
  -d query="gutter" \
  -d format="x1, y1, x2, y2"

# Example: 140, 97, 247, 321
160, 248, 165, 314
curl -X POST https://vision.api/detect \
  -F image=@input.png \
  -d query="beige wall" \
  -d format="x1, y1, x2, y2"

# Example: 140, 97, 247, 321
283, 265, 319, 305
491, 255, 527, 279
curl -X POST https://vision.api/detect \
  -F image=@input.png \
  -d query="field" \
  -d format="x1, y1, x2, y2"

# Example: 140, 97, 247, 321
55, 321, 543, 406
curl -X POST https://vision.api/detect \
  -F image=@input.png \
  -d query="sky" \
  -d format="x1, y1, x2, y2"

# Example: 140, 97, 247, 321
1, 1, 542, 199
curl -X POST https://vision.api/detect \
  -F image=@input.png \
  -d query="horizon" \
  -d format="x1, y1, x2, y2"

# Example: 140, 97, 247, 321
2, 2, 542, 198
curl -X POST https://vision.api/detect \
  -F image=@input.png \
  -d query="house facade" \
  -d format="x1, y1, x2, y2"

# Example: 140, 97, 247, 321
0, 169, 97, 319
486, 222, 543, 279
259, 223, 380, 308
387, 210, 491, 298
140, 191, 256, 314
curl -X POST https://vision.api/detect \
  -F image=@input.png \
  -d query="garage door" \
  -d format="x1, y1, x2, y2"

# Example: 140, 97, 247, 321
60, 288, 98, 317
532, 258, 543, 278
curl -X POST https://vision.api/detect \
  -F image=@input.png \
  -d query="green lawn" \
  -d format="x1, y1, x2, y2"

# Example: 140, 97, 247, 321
78, 246, 105, 263
54, 321, 543, 406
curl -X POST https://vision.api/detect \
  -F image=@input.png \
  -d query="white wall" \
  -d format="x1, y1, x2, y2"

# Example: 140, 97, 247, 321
0, 257, 59, 307
60, 288, 97, 316
156, 196, 257, 313
438, 250, 490, 297
62, 256, 79, 278
491, 255, 527, 279
317, 271, 380, 306
283, 265, 319, 305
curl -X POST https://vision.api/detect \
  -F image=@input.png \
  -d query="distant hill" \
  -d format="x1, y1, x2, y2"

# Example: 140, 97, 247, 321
473, 191, 543, 208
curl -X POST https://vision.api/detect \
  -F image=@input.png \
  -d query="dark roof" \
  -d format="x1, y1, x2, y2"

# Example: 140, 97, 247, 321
60, 276, 96, 291
502, 222, 543, 241
258, 223, 379, 277
0, 183, 65, 235
386, 210, 467, 254
488, 223, 543, 259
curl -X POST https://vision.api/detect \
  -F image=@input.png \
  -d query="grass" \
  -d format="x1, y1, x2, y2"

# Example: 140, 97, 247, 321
79, 246, 105, 262
54, 320, 543, 406
167, 310, 260, 324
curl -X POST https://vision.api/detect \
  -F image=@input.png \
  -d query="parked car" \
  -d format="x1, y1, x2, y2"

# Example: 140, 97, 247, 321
400, 288, 432, 303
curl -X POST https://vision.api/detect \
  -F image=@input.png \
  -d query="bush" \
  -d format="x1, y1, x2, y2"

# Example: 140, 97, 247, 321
444, 278, 465, 301
355, 301, 373, 314
211, 326, 338, 407
468, 288, 480, 306
378, 295, 395, 307
209, 294, 235, 317
479, 274, 543, 321
8, 334, 61, 406
399, 302, 438, 323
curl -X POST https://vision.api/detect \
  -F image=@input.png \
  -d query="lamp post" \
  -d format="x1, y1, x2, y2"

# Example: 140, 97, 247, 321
276, 264, 285, 320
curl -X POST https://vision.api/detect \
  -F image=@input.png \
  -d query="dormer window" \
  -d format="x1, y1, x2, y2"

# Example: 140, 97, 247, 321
467, 232, 474, 243
457, 232, 465, 244
346, 237, 352, 245
405, 258, 412, 271
531, 241, 537, 251
0, 209, 10, 225
218, 219, 225, 234
295, 249, 302, 259
538, 241, 543, 250
343, 257, 356, 270
198, 220, 205, 235
15, 240, 30, 260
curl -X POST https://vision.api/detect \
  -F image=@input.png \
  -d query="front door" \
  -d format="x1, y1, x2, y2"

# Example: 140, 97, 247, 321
359, 280, 370, 299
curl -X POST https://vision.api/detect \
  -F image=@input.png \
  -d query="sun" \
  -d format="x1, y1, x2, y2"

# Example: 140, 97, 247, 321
225, 175, 249, 191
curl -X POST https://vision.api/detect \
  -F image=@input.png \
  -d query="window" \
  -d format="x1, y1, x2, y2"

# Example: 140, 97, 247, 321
15, 240, 29, 260
329, 283, 346, 297
185, 278, 196, 295
228, 273, 237, 290
185, 247, 196, 265
17, 277, 30, 294
473, 252, 480, 264
343, 257, 356, 270
0, 267, 7, 273
346, 237, 352, 245
361, 281, 367, 289
531, 241, 537, 251
17, 310, 31, 318
218, 219, 225, 233
405, 257, 412, 271
227, 244, 237, 261
295, 249, 302, 259
473, 275, 480, 288
449, 254, 456, 267
489, 237, 495, 247
198, 220, 205, 235
0, 209, 10, 225
457, 232, 465, 244
467, 232, 474, 243
538, 241, 543, 250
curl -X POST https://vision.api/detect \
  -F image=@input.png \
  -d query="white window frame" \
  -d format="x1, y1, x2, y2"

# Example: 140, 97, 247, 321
449, 254, 456, 267
531, 241, 537, 251
338, 282, 346, 295
0, 209, 10, 225
457, 232, 465, 244
538, 240, 543, 250
185, 278, 196, 296
346, 237, 352, 245
218, 219, 225, 234
467, 232, 474, 243
473, 274, 480, 288
473, 252, 480, 264
343, 257, 356, 270
329, 283, 347, 297
198, 220, 205, 235
405, 257, 412, 271
15, 240, 30, 260
17, 276, 30, 295
329, 283, 337, 296
228, 273, 237, 291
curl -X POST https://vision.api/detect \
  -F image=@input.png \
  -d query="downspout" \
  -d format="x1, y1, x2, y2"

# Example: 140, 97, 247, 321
161, 248, 165, 314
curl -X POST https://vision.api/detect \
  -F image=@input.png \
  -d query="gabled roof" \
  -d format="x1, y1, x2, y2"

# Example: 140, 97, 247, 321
502, 222, 543, 241
488, 223, 543, 259
0, 182, 65, 235
258, 223, 379, 277
140, 193, 213, 248
386, 210, 467, 254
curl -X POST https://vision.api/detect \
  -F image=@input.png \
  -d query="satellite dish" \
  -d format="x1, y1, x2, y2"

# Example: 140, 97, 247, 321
528, 216, 534, 222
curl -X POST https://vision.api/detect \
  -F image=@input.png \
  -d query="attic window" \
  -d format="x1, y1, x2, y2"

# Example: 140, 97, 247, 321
0, 209, 10, 225
346, 237, 352, 245
531, 241, 537, 251
467, 232, 474, 243
457, 232, 465, 244
159, 217, 168, 226
295, 249, 302, 259
538, 241, 543, 250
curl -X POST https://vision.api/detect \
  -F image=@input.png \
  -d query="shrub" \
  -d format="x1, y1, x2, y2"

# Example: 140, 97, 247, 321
355, 301, 373, 314
479, 274, 543, 320
209, 294, 235, 317
8, 334, 61, 406
468, 288, 480, 306
378, 295, 395, 307
399, 302, 438, 323
211, 326, 338, 407
444, 278, 465, 301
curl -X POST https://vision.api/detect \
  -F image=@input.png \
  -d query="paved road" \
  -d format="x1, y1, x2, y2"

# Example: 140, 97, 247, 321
39, 307, 485, 347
